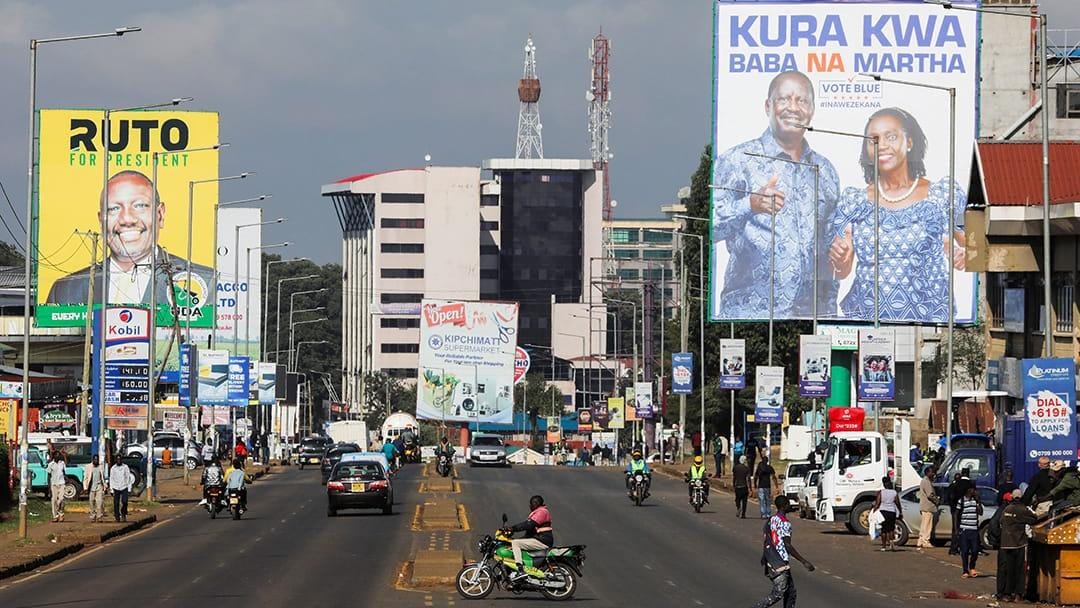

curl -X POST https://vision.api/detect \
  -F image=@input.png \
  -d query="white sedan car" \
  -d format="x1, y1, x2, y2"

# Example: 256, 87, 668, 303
897, 484, 999, 547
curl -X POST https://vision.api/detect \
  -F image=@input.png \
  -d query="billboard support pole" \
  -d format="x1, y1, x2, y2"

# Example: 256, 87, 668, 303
872, 136, 880, 434
78, 232, 98, 433
98, 110, 112, 470
148, 152, 160, 501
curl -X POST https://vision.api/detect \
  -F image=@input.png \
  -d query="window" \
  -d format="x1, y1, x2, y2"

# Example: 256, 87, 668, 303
617, 269, 640, 280
480, 194, 500, 207
381, 268, 424, 279
643, 249, 672, 259
381, 218, 424, 229
1055, 278, 1074, 333
642, 268, 671, 281
381, 343, 419, 353
383, 368, 418, 379
611, 228, 639, 244
986, 273, 1005, 330
614, 249, 639, 259
480, 220, 500, 231
1056, 83, 1080, 119
643, 230, 673, 243
381, 243, 424, 254
382, 193, 424, 204
380, 293, 422, 304
480, 269, 499, 279
479, 245, 500, 255
380, 317, 420, 329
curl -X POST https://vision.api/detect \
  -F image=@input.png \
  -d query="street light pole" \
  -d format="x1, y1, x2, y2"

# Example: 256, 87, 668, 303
213, 195, 272, 350
246, 242, 290, 357
289, 318, 328, 371
275, 277, 320, 363
20, 25, 141, 539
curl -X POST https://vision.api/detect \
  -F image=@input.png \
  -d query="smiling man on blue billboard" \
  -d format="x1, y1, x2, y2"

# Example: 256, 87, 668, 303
712, 70, 840, 320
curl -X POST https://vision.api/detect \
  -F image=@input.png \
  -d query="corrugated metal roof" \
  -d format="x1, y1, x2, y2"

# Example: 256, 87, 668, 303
977, 141, 1080, 206
0, 266, 23, 288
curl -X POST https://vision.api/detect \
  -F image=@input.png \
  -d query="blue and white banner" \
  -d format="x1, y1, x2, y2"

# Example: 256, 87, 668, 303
179, 343, 195, 407
257, 362, 277, 406
709, 1, 979, 324
798, 334, 832, 398
197, 349, 230, 406
754, 366, 785, 424
857, 328, 895, 401
1022, 358, 1077, 462
719, 338, 746, 389
97, 307, 151, 431
672, 352, 694, 395
228, 356, 250, 407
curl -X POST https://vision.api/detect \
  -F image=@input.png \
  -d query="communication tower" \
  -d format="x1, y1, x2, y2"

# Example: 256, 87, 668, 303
588, 31, 613, 220
516, 36, 544, 159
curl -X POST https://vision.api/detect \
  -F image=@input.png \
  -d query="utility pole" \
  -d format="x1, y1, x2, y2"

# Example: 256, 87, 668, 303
678, 236, 688, 463
77, 231, 99, 433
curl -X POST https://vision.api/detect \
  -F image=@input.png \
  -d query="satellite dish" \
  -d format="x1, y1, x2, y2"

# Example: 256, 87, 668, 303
586, 91, 595, 102
537, 123, 543, 131
610, 200, 619, 208
424, 154, 432, 163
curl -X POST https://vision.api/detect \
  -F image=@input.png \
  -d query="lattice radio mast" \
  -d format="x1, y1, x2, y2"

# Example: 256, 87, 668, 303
516, 36, 544, 159
588, 31, 612, 220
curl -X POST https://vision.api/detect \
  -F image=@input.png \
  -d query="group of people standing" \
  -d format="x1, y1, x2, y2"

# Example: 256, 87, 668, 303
46, 451, 135, 524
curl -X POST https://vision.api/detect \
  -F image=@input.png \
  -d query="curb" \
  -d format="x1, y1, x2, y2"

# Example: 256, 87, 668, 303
0, 542, 85, 581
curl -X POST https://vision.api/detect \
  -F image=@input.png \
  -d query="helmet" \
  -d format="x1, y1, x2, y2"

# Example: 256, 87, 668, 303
632, 450, 643, 459
693, 455, 703, 465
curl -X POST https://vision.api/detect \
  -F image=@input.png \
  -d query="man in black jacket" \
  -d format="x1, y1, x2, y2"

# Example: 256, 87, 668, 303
947, 470, 973, 555
996, 491, 1038, 602
1022, 456, 1054, 509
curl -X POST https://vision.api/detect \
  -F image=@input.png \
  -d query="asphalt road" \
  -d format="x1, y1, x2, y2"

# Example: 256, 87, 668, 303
0, 463, 988, 608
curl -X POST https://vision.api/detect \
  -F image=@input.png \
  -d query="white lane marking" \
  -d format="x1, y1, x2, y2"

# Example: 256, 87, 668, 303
254, 536, 263, 542
665, 579, 676, 587
191, 576, 202, 584
643, 564, 653, 570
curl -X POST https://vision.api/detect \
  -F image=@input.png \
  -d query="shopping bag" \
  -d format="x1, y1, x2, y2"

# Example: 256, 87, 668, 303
868, 508, 884, 541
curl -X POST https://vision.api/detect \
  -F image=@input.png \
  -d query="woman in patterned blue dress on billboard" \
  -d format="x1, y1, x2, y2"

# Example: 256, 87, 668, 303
828, 107, 966, 322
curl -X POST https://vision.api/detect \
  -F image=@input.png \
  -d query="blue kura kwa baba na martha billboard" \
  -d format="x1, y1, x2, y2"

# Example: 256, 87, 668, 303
1022, 358, 1078, 462
709, 0, 979, 325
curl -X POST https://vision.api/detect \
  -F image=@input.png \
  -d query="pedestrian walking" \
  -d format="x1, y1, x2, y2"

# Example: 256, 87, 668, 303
109, 458, 135, 522
746, 436, 759, 474
751, 495, 815, 608
734, 438, 745, 465
753, 457, 779, 519
47, 451, 67, 522
995, 491, 1037, 602
872, 476, 903, 551
947, 470, 973, 555
714, 434, 729, 478
733, 455, 752, 518
956, 485, 983, 578
85, 454, 107, 522
917, 465, 939, 549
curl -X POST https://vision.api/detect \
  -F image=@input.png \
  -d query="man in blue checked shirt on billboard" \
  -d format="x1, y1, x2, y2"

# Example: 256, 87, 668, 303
712, 70, 840, 320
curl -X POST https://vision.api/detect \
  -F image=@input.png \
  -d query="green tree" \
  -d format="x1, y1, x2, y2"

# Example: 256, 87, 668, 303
514, 372, 563, 448
0, 242, 23, 267
362, 371, 417, 431
923, 326, 986, 392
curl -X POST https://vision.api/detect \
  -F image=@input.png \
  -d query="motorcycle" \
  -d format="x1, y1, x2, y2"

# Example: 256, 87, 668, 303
436, 453, 453, 477
455, 515, 585, 601
204, 486, 225, 519
627, 472, 649, 506
688, 478, 707, 513
227, 488, 244, 520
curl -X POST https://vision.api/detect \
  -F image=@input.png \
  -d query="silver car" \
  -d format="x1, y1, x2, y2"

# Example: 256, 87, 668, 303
125, 433, 203, 470
897, 484, 999, 547
797, 469, 821, 520
468, 434, 508, 467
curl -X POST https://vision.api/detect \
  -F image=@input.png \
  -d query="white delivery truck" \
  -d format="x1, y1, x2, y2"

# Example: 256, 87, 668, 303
816, 418, 921, 536
327, 420, 369, 452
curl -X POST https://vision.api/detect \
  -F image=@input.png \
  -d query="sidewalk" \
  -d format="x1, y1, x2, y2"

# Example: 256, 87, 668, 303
0, 462, 280, 580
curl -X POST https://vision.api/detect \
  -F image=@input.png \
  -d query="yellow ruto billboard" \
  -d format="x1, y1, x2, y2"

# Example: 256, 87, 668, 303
35, 109, 219, 327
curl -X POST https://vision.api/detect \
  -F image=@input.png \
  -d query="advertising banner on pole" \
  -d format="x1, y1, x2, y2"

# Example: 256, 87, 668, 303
607, 397, 626, 430
34, 109, 220, 328
100, 307, 151, 431
228, 356, 250, 407
578, 407, 594, 433
1022, 358, 1078, 462
798, 334, 832, 398
857, 328, 896, 401
257, 362, 277, 406
513, 347, 531, 384
709, 1, 979, 324
719, 339, 746, 389
754, 366, 785, 425
416, 300, 519, 424
633, 382, 654, 419
593, 401, 610, 430
179, 343, 196, 407
546, 416, 562, 444
197, 349, 230, 406
672, 352, 694, 395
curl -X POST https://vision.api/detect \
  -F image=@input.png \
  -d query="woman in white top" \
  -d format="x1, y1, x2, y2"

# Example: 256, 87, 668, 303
873, 476, 903, 552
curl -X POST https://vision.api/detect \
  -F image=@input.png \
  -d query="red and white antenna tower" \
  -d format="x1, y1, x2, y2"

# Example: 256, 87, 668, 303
588, 31, 612, 220
516, 36, 543, 159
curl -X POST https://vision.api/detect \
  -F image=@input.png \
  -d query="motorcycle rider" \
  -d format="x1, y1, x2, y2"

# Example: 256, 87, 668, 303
626, 449, 651, 498
224, 457, 251, 511
435, 436, 455, 470
685, 454, 710, 503
505, 495, 554, 582
200, 457, 225, 506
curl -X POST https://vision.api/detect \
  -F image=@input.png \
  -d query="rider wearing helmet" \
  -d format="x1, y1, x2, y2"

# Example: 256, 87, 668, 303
506, 495, 554, 581
625, 449, 651, 498
685, 454, 710, 502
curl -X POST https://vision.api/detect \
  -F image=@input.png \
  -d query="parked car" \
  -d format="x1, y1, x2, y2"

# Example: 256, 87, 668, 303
897, 484, 999, 548
468, 434, 508, 467
28, 436, 145, 499
298, 436, 334, 470
124, 432, 203, 470
321, 443, 362, 484
797, 469, 822, 520
326, 456, 393, 516
781, 461, 813, 501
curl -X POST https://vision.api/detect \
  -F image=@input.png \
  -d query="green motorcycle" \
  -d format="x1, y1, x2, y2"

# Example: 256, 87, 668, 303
455, 515, 586, 601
